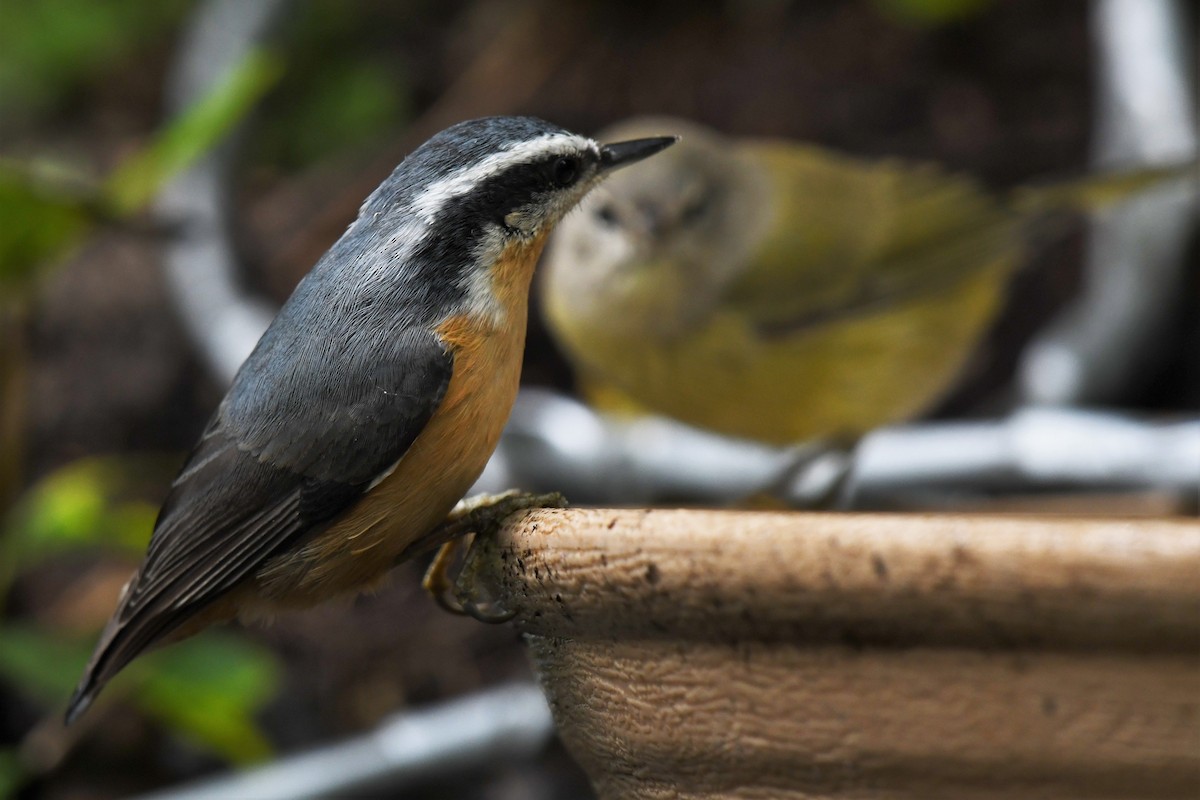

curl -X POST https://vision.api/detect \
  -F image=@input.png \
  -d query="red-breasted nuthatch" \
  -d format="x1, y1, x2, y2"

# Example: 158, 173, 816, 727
66, 116, 675, 723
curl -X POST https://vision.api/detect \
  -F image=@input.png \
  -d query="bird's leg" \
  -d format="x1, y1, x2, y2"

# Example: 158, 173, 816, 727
422, 535, 475, 617
767, 437, 858, 510
420, 490, 568, 623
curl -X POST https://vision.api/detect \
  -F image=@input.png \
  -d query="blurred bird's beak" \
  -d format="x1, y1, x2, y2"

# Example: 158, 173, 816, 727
599, 136, 678, 173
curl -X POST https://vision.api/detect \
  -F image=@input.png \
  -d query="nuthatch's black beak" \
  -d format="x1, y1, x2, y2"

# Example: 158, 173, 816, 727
599, 136, 678, 173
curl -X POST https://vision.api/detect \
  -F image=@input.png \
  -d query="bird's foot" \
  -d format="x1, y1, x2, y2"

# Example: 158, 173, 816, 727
422, 491, 568, 623
768, 438, 857, 509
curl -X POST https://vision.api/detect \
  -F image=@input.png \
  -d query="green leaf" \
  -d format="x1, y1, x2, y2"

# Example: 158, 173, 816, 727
104, 49, 285, 216
136, 634, 281, 764
0, 624, 280, 765
0, 164, 94, 293
0, 0, 189, 122
0, 45, 280, 292
0, 624, 93, 703
2, 459, 157, 572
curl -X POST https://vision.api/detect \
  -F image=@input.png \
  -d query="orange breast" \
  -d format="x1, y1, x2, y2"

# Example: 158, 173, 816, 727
253, 231, 549, 605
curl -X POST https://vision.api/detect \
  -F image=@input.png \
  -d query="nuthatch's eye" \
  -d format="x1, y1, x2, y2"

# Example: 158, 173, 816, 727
552, 156, 580, 188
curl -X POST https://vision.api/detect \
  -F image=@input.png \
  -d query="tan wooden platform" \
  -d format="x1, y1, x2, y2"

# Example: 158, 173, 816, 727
460, 508, 1200, 799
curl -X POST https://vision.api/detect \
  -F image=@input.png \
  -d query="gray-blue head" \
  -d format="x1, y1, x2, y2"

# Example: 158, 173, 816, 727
293, 116, 675, 322
361, 116, 677, 242
266, 116, 677, 344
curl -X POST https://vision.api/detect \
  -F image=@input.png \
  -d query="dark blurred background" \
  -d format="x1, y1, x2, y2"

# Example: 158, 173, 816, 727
0, 1, 1195, 798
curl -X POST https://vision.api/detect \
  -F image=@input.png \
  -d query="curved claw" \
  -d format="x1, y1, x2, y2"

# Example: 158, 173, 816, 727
430, 581, 469, 617
429, 572, 516, 623
422, 490, 566, 622
423, 538, 471, 616
422, 534, 519, 623
458, 599, 517, 624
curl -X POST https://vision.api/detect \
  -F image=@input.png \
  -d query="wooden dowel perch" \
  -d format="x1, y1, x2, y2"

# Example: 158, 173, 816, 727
458, 508, 1200, 800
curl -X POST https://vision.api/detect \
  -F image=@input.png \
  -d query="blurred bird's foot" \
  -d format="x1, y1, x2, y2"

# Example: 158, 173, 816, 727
773, 439, 856, 509
421, 491, 568, 623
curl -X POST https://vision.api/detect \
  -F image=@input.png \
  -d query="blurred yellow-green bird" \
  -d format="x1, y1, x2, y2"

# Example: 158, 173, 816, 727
541, 116, 1194, 445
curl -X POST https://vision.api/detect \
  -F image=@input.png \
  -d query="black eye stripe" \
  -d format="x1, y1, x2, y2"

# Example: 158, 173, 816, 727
426, 150, 589, 237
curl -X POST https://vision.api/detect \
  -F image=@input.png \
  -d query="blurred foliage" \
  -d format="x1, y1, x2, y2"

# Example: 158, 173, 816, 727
0, 0, 190, 125
0, 3, 421, 792
0, 459, 282, 793
0, 0, 415, 171
137, 635, 279, 762
872, 0, 994, 25
0, 49, 282, 297
0, 628, 100, 707
0, 750, 20, 800
0, 626, 278, 765
1, 459, 159, 576
106, 50, 284, 215
0, 163, 93, 297
253, 0, 416, 169
258, 57, 409, 169
0, 6, 287, 788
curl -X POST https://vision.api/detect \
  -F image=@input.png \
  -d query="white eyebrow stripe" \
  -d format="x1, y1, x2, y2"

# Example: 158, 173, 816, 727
410, 132, 596, 222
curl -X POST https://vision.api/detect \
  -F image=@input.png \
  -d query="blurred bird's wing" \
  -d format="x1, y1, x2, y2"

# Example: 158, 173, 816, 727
66, 327, 452, 722
1009, 159, 1199, 217
724, 144, 1020, 336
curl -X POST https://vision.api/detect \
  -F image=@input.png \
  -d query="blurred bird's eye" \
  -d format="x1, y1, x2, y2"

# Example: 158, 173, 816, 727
680, 192, 712, 224
552, 156, 579, 187
595, 204, 619, 226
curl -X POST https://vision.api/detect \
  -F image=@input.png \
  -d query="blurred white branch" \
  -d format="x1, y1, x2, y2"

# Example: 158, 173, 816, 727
134, 682, 555, 800
476, 391, 1200, 508
156, 0, 288, 384
846, 406, 1200, 506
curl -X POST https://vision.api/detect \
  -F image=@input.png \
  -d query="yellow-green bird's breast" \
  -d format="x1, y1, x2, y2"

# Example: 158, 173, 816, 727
569, 257, 1013, 444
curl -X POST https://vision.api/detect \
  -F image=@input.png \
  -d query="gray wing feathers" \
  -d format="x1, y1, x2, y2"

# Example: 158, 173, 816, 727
66, 326, 453, 722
